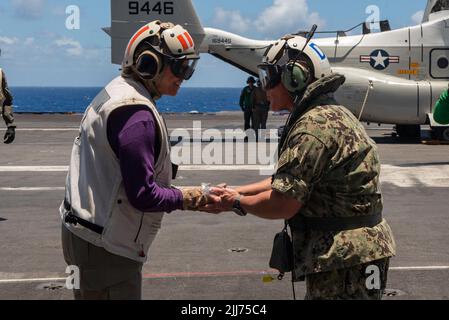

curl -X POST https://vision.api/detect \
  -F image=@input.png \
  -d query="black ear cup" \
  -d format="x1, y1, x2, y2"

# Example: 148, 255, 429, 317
135, 50, 161, 80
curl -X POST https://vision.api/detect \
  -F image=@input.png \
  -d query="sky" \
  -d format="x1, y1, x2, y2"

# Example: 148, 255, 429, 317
0, 0, 428, 87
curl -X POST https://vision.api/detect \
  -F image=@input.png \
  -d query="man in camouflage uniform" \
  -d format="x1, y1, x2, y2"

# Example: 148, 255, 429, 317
0, 68, 16, 144
203, 36, 396, 300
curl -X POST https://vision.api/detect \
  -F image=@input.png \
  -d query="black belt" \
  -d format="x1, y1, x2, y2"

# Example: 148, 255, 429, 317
289, 213, 382, 232
63, 199, 104, 235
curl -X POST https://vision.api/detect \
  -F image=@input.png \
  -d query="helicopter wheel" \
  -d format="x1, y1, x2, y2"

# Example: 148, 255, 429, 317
395, 124, 421, 139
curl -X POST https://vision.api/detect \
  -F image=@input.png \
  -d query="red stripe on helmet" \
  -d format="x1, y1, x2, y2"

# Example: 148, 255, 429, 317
127, 25, 150, 56
177, 34, 189, 50
184, 32, 194, 48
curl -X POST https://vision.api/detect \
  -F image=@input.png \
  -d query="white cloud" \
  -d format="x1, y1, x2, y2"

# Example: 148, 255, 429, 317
24, 37, 35, 46
12, 0, 45, 19
0, 36, 19, 45
55, 38, 83, 56
0, 36, 35, 49
213, 8, 252, 34
212, 0, 325, 39
412, 10, 424, 25
255, 0, 325, 37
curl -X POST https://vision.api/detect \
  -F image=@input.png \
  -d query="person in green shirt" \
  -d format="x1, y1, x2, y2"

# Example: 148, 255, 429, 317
239, 77, 256, 131
433, 85, 449, 125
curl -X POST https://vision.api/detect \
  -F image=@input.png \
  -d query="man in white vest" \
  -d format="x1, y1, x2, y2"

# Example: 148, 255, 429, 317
0, 68, 16, 144
60, 21, 216, 300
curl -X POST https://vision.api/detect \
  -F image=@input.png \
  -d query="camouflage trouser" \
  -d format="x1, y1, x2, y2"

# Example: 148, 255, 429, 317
2, 105, 15, 127
305, 258, 390, 300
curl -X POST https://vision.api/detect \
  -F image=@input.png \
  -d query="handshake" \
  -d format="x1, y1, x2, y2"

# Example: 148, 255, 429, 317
180, 183, 242, 214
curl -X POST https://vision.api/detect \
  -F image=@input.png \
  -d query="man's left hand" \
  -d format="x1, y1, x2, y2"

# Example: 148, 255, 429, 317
3, 126, 15, 144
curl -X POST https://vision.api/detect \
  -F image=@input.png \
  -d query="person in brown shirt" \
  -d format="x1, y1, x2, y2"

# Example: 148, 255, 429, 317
251, 80, 270, 133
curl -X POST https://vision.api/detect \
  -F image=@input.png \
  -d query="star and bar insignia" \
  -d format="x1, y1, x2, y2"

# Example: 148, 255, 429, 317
360, 49, 400, 70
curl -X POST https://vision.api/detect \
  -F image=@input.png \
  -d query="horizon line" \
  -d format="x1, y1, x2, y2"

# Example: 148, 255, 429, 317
10, 86, 243, 89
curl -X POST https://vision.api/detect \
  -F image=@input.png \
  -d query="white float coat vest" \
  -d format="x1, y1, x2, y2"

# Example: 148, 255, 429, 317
59, 76, 172, 263
0, 69, 5, 107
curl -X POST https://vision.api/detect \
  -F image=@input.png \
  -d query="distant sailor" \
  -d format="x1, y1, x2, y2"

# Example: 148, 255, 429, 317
239, 76, 256, 131
0, 68, 16, 144
251, 80, 270, 132
60, 20, 218, 300
203, 35, 396, 300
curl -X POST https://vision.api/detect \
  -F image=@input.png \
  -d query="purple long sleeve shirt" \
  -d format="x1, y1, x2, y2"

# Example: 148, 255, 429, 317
107, 105, 183, 213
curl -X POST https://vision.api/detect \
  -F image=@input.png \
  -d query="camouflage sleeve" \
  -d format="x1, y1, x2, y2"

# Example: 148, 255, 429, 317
272, 133, 330, 204
2, 70, 13, 106
1, 71, 15, 126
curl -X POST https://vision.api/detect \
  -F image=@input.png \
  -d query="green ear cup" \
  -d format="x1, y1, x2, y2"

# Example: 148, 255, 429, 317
282, 63, 308, 93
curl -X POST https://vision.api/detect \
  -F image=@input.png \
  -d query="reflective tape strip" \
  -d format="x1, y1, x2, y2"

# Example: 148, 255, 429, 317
184, 32, 194, 48
177, 34, 188, 50
127, 25, 150, 56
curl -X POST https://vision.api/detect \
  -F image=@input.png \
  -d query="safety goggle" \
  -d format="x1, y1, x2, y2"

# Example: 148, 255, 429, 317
146, 42, 200, 80
165, 56, 199, 80
257, 63, 283, 90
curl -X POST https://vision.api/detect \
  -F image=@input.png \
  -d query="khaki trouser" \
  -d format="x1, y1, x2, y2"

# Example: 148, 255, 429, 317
61, 224, 143, 300
252, 105, 269, 131
305, 258, 390, 300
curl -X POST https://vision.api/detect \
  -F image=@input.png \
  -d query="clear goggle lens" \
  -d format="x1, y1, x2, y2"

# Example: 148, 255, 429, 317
257, 64, 282, 90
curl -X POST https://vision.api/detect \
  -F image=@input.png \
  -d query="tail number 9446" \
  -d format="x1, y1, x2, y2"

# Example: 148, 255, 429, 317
129, 1, 174, 15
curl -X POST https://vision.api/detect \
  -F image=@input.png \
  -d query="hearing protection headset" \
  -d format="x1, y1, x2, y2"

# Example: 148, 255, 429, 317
281, 60, 310, 93
135, 50, 163, 80
258, 24, 332, 94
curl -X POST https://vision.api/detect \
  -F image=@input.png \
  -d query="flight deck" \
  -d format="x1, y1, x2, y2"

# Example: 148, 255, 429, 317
0, 112, 448, 300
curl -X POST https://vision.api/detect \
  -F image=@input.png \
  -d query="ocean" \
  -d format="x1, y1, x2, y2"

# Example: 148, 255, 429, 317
10, 87, 243, 114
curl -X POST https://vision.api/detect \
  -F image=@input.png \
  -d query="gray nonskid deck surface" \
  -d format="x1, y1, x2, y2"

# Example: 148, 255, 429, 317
0, 113, 448, 300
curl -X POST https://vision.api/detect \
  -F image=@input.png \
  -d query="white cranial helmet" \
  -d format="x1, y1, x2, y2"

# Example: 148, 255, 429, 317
263, 36, 332, 79
122, 21, 199, 82
123, 20, 198, 68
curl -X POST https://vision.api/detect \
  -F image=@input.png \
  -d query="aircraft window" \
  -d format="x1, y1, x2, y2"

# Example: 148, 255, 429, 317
437, 57, 449, 69
380, 20, 391, 32
431, 0, 449, 13
362, 23, 371, 35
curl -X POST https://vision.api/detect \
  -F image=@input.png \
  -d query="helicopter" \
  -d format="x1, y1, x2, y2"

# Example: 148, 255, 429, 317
104, 0, 449, 141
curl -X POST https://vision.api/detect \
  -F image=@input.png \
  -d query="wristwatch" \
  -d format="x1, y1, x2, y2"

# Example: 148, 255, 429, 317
232, 195, 247, 216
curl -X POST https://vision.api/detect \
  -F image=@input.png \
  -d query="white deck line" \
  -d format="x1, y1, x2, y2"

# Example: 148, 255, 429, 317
0, 187, 65, 191
0, 164, 449, 187
0, 266, 448, 284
